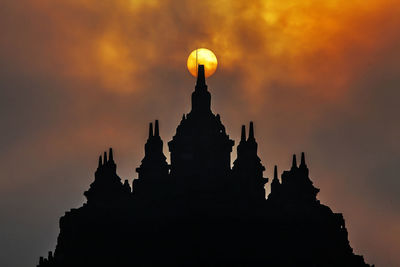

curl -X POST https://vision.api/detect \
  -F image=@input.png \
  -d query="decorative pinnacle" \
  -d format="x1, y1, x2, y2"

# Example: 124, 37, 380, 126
109, 148, 114, 162
248, 121, 255, 141
274, 165, 278, 180
103, 151, 107, 165
155, 120, 159, 137
98, 155, 102, 168
149, 122, 153, 138
300, 152, 306, 167
292, 154, 297, 168
196, 65, 206, 89
241, 125, 246, 142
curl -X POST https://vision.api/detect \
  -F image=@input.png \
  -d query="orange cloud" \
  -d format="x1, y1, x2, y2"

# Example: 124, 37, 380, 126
15, 0, 395, 105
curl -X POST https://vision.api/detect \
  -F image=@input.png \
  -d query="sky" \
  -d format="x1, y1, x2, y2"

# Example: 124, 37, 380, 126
0, 0, 399, 266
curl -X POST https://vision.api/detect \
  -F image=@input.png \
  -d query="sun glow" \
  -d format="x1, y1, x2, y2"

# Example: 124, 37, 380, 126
187, 48, 218, 78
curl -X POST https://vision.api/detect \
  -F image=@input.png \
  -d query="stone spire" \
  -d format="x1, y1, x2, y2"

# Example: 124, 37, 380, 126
298, 152, 309, 176
85, 149, 127, 205
168, 64, 234, 180
300, 152, 306, 167
98, 155, 102, 168
292, 154, 297, 169
232, 121, 266, 201
241, 125, 246, 142
136, 120, 169, 181
270, 165, 281, 196
248, 121, 255, 141
246, 121, 258, 154
237, 125, 246, 158
196, 64, 206, 90
103, 151, 107, 165
109, 148, 114, 163
279, 153, 319, 203
191, 64, 211, 114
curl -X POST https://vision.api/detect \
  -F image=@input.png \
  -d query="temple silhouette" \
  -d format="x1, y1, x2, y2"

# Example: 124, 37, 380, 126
38, 65, 372, 266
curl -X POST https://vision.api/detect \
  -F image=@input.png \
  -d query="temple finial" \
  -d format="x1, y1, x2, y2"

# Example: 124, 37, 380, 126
274, 165, 278, 180
191, 64, 211, 113
109, 148, 114, 162
300, 152, 306, 167
148, 122, 153, 138
98, 155, 102, 168
196, 65, 206, 89
241, 125, 246, 142
292, 154, 297, 168
248, 121, 255, 140
155, 120, 159, 137
103, 151, 107, 164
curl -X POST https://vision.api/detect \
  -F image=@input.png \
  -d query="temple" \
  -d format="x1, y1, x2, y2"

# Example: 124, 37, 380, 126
37, 65, 372, 266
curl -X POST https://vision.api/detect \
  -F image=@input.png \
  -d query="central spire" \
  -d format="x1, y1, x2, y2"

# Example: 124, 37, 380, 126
196, 64, 207, 90
191, 64, 211, 114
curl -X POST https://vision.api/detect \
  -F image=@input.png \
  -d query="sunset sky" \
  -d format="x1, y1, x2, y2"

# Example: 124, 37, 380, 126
1, 0, 400, 266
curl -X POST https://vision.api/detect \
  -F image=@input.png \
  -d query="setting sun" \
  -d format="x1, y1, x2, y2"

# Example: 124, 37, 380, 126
187, 48, 218, 78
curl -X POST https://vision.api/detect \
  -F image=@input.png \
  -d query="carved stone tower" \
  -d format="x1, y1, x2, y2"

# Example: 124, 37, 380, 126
232, 123, 267, 203
168, 65, 234, 195
134, 120, 169, 198
84, 148, 131, 206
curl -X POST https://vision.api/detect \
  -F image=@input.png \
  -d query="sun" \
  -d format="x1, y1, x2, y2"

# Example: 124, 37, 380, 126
187, 48, 218, 78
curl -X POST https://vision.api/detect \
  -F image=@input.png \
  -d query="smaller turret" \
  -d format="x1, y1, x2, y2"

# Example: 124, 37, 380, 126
269, 153, 319, 205
134, 120, 170, 198
271, 165, 280, 189
246, 121, 258, 155
84, 148, 130, 205
268, 165, 281, 201
232, 121, 267, 202
298, 152, 309, 176
136, 120, 169, 181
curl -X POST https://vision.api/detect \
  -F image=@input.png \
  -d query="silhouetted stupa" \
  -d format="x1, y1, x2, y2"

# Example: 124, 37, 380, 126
38, 65, 372, 266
